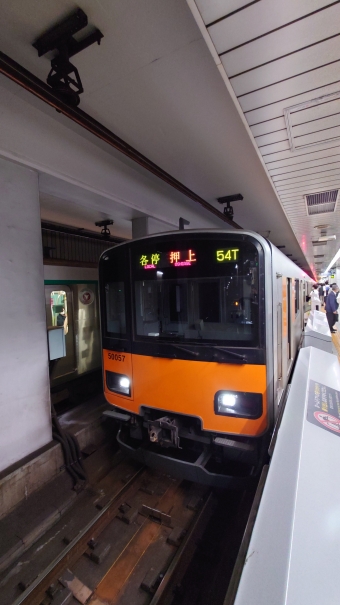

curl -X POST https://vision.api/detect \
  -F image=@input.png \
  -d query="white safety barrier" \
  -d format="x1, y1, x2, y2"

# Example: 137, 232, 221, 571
303, 309, 333, 353
234, 346, 340, 605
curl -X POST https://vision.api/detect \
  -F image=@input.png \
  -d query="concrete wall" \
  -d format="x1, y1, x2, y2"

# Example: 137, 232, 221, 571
0, 157, 51, 472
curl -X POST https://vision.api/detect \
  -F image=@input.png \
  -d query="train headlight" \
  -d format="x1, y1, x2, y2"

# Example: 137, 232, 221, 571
106, 371, 131, 396
119, 377, 130, 389
214, 390, 262, 419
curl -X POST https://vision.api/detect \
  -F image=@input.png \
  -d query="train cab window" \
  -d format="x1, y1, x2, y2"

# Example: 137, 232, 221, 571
50, 290, 68, 334
132, 238, 261, 347
105, 282, 126, 336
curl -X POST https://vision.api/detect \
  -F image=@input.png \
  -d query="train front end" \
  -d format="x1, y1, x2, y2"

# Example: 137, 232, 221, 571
99, 231, 268, 488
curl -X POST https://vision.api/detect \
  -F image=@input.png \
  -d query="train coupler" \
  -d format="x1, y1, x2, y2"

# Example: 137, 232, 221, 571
148, 416, 181, 448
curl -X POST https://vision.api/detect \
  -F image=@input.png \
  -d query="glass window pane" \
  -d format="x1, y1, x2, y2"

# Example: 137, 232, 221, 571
105, 282, 126, 336
132, 239, 260, 346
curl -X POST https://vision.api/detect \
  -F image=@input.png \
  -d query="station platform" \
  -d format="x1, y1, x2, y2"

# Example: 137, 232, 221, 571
233, 344, 340, 605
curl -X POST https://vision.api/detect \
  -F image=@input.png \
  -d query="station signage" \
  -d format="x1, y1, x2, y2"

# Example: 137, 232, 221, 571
307, 380, 340, 437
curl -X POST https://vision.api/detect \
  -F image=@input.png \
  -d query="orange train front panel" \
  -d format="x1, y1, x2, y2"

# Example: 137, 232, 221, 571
103, 349, 267, 437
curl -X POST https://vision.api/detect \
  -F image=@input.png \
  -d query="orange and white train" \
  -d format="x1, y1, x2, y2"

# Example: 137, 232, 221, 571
99, 230, 312, 487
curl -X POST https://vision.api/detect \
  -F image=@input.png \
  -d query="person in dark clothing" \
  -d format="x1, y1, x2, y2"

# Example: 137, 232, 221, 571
318, 284, 324, 304
57, 307, 66, 326
324, 281, 330, 306
325, 284, 339, 333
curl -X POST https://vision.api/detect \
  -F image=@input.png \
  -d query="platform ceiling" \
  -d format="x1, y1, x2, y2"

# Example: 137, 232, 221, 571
188, 0, 340, 275
1, 1, 339, 274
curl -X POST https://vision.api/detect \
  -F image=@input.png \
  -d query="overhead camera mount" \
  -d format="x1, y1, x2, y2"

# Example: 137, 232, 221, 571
33, 8, 103, 107
95, 219, 114, 237
179, 217, 190, 230
217, 194, 243, 221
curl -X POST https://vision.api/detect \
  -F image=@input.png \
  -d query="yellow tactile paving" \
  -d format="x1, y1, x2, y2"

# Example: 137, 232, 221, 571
319, 307, 340, 362
331, 331, 340, 362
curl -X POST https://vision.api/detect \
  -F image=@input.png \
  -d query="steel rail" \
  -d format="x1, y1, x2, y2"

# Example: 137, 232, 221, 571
0, 50, 241, 230
11, 466, 146, 605
150, 491, 216, 605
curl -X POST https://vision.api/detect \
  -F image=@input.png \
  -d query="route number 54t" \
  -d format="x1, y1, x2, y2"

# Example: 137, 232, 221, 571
216, 249, 239, 262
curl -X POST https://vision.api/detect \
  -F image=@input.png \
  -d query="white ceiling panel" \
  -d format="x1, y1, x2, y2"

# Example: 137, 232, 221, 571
262, 138, 340, 160
277, 178, 340, 194
290, 98, 340, 125
194, 0, 251, 25
273, 169, 340, 187
258, 140, 290, 154
245, 82, 340, 125
239, 64, 340, 113
250, 116, 286, 138
273, 162, 340, 181
229, 36, 340, 97
292, 114, 340, 138
262, 141, 340, 164
293, 126, 340, 148
276, 180, 340, 196
268, 151, 340, 174
189, 0, 340, 273
255, 130, 288, 147
208, 0, 330, 55
222, 5, 340, 76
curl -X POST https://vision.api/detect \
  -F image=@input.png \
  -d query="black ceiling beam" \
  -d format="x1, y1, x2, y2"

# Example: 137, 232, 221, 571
0, 50, 240, 230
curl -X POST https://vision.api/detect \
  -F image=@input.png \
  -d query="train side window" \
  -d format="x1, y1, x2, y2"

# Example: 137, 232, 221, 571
295, 279, 299, 313
105, 282, 126, 336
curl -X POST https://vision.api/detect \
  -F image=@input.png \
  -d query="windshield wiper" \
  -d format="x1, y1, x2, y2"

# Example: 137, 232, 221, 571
169, 344, 199, 357
211, 346, 246, 363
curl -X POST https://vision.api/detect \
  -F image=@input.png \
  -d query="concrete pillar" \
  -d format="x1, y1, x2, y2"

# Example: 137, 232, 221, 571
0, 157, 51, 472
132, 216, 175, 239
132, 217, 150, 239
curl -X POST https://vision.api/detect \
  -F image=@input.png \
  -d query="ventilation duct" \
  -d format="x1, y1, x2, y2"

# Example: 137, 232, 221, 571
305, 190, 338, 216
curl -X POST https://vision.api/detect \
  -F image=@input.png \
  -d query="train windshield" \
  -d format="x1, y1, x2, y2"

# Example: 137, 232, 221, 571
132, 238, 260, 347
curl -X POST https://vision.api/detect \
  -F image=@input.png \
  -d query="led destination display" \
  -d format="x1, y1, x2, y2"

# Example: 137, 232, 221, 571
138, 248, 241, 270
138, 249, 197, 269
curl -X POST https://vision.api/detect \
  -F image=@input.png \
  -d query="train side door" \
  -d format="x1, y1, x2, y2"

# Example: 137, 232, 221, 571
287, 278, 292, 368
276, 274, 283, 402
45, 285, 77, 383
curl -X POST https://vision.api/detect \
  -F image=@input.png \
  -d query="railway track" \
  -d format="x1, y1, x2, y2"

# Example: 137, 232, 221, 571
9, 463, 215, 605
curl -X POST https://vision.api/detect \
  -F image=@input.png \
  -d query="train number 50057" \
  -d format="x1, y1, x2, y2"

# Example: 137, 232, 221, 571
108, 352, 125, 361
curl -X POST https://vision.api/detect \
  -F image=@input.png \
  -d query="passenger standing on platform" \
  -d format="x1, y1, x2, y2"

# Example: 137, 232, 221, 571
318, 283, 324, 305
325, 284, 339, 333
309, 284, 320, 312
323, 281, 330, 306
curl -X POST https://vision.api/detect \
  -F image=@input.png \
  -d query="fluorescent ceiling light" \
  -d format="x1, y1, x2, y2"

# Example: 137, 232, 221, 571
319, 235, 336, 242
325, 248, 340, 273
